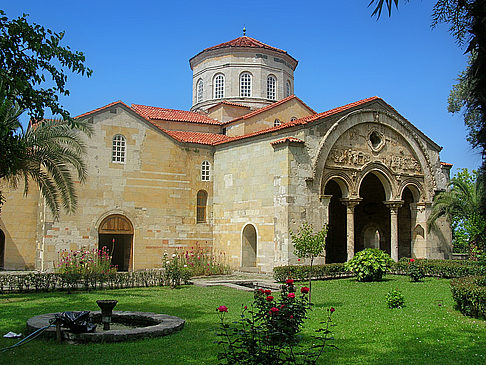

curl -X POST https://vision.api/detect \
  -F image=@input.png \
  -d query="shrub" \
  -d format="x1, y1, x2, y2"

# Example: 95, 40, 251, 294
345, 249, 393, 282
450, 275, 486, 319
386, 289, 405, 309
273, 263, 350, 282
393, 258, 485, 278
178, 243, 231, 276
408, 259, 425, 282
216, 280, 336, 364
162, 252, 192, 288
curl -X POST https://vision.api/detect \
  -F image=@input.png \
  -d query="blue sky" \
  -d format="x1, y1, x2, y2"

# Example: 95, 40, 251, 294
4, 1, 480, 173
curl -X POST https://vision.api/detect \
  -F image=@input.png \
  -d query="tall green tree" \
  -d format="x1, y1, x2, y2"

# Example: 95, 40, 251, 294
427, 169, 485, 252
368, 1, 486, 216
0, 10, 92, 121
0, 88, 91, 219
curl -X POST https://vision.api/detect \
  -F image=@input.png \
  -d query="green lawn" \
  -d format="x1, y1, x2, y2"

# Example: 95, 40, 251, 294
0, 275, 485, 364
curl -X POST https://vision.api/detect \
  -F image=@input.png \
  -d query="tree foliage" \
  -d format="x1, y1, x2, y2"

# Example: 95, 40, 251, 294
0, 10, 92, 121
427, 168, 485, 252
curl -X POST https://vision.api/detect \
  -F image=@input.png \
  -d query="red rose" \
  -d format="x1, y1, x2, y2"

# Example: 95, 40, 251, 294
297, 259, 301, 262
258, 288, 265, 294
287, 293, 296, 299
330, 307, 335, 313
301, 287, 310, 294
286, 279, 294, 285
244, 305, 248, 310
290, 315, 294, 319
266, 295, 274, 301
264, 289, 272, 295
270, 307, 279, 314
410, 258, 415, 263
217, 305, 228, 312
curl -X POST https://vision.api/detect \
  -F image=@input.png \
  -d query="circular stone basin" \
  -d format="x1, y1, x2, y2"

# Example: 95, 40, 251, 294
27, 311, 185, 343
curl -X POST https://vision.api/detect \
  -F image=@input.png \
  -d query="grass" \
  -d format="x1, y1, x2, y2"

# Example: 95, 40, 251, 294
0, 275, 485, 364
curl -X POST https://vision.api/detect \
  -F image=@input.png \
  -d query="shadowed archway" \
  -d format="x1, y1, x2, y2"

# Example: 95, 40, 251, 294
98, 214, 133, 271
324, 180, 347, 263
242, 224, 257, 267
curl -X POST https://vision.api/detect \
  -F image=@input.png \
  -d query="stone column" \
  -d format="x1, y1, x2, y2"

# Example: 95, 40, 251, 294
385, 201, 403, 261
340, 198, 362, 261
319, 195, 333, 225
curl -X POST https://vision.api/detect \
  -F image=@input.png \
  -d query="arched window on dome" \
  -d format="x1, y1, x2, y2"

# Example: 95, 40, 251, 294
112, 134, 126, 163
201, 160, 210, 181
240, 72, 252, 97
214, 74, 225, 99
267, 75, 276, 100
197, 79, 204, 103
274, 119, 281, 127
285, 80, 291, 98
196, 190, 208, 223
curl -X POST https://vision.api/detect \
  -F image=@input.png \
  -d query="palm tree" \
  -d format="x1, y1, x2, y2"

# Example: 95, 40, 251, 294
427, 171, 485, 250
0, 88, 92, 219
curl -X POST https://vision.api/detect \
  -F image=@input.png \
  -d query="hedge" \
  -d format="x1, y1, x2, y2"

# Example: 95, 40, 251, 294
273, 263, 350, 282
0, 270, 187, 293
392, 259, 485, 278
450, 276, 486, 319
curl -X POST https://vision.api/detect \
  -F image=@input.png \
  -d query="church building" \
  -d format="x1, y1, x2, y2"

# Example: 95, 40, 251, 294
0, 35, 452, 272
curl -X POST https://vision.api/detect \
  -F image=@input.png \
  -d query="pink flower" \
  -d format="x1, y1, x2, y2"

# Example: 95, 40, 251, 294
287, 292, 295, 299
217, 305, 228, 312
301, 287, 310, 294
286, 279, 294, 285
330, 307, 335, 313
266, 296, 274, 302
269, 307, 279, 314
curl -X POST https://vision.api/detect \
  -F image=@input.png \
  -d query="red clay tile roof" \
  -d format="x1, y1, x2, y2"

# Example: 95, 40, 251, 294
208, 100, 251, 110
440, 162, 453, 167
131, 104, 220, 125
223, 95, 316, 125
75, 101, 130, 119
270, 137, 304, 146
162, 130, 230, 145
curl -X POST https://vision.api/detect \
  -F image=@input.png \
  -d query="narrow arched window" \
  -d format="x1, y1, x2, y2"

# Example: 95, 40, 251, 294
214, 74, 225, 99
240, 72, 251, 97
274, 119, 281, 127
196, 190, 208, 223
112, 134, 126, 163
267, 75, 276, 100
201, 160, 210, 181
197, 79, 204, 103
285, 80, 291, 98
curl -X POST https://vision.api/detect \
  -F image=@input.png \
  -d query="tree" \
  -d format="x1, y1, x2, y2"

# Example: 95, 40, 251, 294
368, 1, 486, 216
0, 10, 92, 121
0, 87, 91, 219
427, 168, 485, 252
290, 222, 328, 304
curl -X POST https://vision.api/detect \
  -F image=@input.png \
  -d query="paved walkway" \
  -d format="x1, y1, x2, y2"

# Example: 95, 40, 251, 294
191, 271, 280, 291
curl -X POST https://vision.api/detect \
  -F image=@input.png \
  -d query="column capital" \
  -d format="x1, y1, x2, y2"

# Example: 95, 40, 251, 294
319, 194, 333, 203
340, 198, 362, 210
384, 200, 404, 213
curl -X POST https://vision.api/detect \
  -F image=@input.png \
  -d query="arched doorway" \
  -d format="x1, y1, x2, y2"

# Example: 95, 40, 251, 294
398, 187, 414, 258
355, 173, 390, 255
0, 229, 5, 269
324, 180, 347, 263
242, 224, 257, 267
98, 215, 133, 271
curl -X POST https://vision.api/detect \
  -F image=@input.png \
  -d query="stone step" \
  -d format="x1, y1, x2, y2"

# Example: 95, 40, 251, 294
238, 267, 260, 273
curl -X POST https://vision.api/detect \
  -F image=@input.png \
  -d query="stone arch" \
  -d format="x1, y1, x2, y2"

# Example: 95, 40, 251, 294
361, 223, 383, 249
357, 164, 396, 201
399, 180, 424, 203
321, 173, 351, 198
0, 229, 4, 269
312, 109, 436, 201
98, 214, 134, 271
241, 224, 257, 268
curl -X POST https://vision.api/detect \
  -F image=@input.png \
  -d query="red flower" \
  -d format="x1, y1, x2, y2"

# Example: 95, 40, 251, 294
301, 287, 310, 294
244, 305, 248, 310
287, 292, 296, 299
217, 305, 228, 312
410, 258, 415, 263
258, 288, 265, 294
290, 315, 294, 319
266, 296, 274, 301
269, 307, 279, 314
330, 307, 335, 313
286, 279, 294, 285
264, 289, 272, 295
297, 259, 301, 262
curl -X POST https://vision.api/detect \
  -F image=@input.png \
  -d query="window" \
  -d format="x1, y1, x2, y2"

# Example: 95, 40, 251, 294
112, 135, 126, 163
196, 190, 208, 223
240, 72, 251, 97
274, 119, 281, 127
267, 75, 276, 100
214, 74, 225, 99
290, 116, 297, 122
285, 80, 291, 98
201, 160, 210, 181
196, 79, 204, 103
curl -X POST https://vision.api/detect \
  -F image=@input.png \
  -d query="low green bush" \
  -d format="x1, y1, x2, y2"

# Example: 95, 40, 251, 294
273, 263, 349, 282
393, 258, 485, 278
345, 248, 393, 282
385, 289, 405, 309
450, 275, 486, 319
